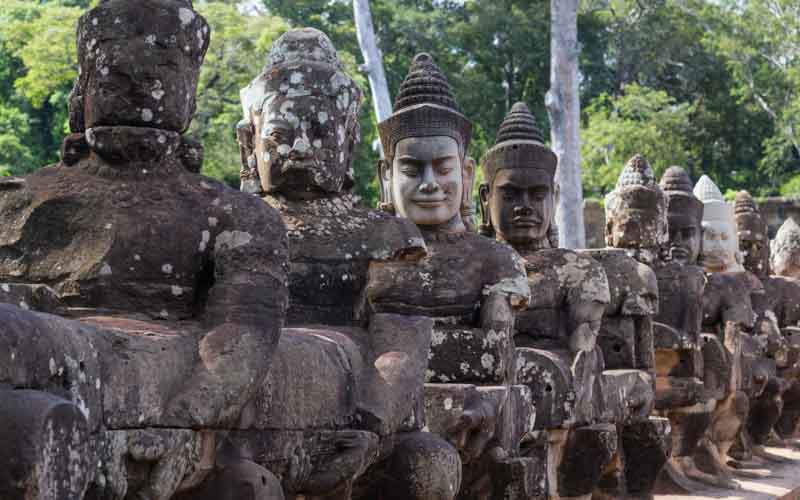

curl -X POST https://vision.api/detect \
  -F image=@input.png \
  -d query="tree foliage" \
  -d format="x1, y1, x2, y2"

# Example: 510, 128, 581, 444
0, 0, 799, 204
582, 84, 696, 198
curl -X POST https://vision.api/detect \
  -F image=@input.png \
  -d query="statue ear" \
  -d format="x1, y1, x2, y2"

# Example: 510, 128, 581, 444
236, 119, 255, 169
478, 183, 493, 236
377, 159, 394, 213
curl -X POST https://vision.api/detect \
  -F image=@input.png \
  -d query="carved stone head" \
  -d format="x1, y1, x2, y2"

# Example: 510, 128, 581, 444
238, 28, 363, 198
772, 218, 800, 279
694, 175, 742, 273
605, 154, 667, 261
478, 102, 558, 249
734, 191, 769, 277
378, 53, 473, 231
70, 0, 209, 133
659, 166, 703, 265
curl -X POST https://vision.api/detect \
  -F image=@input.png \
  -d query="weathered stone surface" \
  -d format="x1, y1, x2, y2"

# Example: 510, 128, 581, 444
0, 2, 290, 499
238, 31, 460, 499
376, 61, 532, 500
0, 390, 92, 500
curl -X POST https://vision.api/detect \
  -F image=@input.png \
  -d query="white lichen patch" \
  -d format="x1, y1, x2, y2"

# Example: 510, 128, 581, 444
178, 7, 195, 26
208, 217, 218, 227
100, 263, 113, 276
141, 108, 153, 122
171, 285, 183, 296
198, 230, 211, 252
215, 230, 253, 252
161, 264, 173, 274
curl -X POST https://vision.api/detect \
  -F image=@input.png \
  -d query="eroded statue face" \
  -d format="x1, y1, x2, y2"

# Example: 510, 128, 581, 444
251, 93, 355, 197
486, 168, 553, 247
608, 209, 653, 249
700, 220, 738, 272
666, 214, 701, 265
773, 247, 800, 279
738, 224, 769, 276
77, 5, 207, 132
388, 136, 463, 228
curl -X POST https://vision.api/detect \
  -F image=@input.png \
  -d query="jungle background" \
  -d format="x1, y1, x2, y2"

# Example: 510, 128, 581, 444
1, 0, 799, 205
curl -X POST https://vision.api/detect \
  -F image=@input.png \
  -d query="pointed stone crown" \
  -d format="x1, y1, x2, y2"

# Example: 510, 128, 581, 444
394, 53, 460, 113
617, 154, 657, 188
660, 166, 694, 193
773, 218, 800, 255
265, 28, 344, 73
378, 53, 472, 162
693, 174, 724, 203
660, 166, 703, 224
496, 102, 545, 143
694, 175, 732, 223
480, 102, 556, 183
734, 190, 759, 215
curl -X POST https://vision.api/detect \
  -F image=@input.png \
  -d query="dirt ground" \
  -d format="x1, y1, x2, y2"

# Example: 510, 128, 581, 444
657, 446, 800, 500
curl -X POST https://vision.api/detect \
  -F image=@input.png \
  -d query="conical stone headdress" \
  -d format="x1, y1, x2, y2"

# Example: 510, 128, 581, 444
378, 53, 472, 162
734, 190, 759, 215
659, 166, 703, 224
480, 102, 556, 184
693, 174, 732, 223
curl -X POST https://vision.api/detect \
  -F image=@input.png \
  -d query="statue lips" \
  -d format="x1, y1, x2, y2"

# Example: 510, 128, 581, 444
512, 217, 542, 229
412, 196, 447, 208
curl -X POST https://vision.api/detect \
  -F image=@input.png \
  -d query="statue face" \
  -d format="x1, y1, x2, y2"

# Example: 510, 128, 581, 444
700, 220, 738, 272
773, 247, 800, 278
666, 214, 700, 265
486, 168, 553, 246
738, 224, 769, 276
608, 209, 654, 249
388, 136, 463, 227
78, 10, 206, 132
251, 93, 354, 197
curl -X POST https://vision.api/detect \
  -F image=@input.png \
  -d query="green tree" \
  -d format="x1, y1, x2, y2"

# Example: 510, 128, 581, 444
581, 84, 696, 198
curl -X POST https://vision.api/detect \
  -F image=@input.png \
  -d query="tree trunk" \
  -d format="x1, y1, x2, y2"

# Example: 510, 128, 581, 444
353, 0, 392, 157
546, 0, 585, 249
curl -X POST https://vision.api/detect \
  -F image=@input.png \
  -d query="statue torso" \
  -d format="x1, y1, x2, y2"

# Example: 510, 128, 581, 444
0, 160, 277, 321
263, 194, 425, 327
515, 248, 607, 352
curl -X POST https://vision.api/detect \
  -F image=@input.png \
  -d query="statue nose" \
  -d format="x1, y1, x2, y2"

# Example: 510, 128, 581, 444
419, 166, 439, 194
419, 181, 440, 194
514, 205, 532, 216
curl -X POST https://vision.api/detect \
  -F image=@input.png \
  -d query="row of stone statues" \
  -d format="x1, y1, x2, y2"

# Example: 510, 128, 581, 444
1, 1, 800, 499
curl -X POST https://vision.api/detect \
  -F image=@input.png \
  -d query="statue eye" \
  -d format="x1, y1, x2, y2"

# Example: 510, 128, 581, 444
400, 164, 420, 177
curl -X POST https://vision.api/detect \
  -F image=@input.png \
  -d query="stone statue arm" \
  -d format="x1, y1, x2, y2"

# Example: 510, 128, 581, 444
164, 195, 289, 426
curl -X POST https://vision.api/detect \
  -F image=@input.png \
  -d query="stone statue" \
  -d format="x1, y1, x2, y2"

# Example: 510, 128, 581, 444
584, 154, 674, 499
478, 102, 617, 500
692, 175, 767, 487
735, 192, 799, 457
375, 54, 537, 499
771, 218, 800, 442
650, 166, 717, 492
236, 30, 461, 500
773, 217, 800, 280
0, 1, 290, 498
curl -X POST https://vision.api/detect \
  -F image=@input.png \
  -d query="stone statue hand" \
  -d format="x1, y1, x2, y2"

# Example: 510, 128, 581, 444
164, 322, 277, 427
447, 393, 498, 465
284, 444, 313, 494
